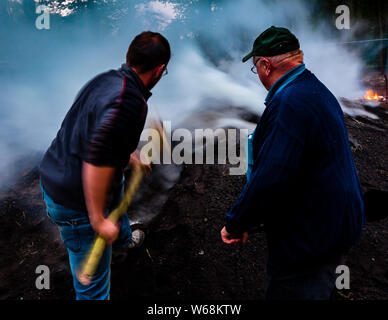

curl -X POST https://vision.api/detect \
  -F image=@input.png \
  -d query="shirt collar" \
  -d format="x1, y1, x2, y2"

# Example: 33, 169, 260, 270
120, 63, 152, 101
265, 63, 306, 104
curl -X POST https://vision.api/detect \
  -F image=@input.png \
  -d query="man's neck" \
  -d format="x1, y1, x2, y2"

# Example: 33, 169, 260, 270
267, 62, 302, 90
130, 67, 149, 88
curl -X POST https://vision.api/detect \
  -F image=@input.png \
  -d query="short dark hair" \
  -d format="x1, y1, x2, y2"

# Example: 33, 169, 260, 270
126, 31, 171, 73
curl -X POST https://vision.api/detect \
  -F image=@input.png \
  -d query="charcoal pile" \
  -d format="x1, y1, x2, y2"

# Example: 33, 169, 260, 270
0, 102, 387, 300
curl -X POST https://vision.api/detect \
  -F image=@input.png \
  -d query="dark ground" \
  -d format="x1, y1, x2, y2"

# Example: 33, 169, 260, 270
0, 103, 387, 300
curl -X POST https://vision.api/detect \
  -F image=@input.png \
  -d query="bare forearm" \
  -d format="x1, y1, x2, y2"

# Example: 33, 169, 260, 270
82, 161, 115, 231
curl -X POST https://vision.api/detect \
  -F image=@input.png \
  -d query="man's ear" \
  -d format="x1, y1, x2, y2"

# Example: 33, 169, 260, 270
154, 64, 166, 77
262, 58, 271, 76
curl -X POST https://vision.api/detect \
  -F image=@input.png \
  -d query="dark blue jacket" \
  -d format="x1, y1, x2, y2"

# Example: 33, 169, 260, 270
39, 64, 151, 212
225, 66, 365, 276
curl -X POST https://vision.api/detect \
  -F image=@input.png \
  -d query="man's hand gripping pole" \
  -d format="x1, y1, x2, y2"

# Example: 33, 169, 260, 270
77, 117, 167, 286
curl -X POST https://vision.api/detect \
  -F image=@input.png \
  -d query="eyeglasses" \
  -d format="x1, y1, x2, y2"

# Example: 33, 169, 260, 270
162, 67, 168, 77
250, 57, 262, 74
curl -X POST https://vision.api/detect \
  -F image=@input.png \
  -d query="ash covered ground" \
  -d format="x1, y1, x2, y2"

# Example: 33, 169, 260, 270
0, 102, 387, 300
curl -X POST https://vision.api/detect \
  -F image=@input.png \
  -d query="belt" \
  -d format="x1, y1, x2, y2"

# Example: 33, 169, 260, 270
54, 218, 90, 227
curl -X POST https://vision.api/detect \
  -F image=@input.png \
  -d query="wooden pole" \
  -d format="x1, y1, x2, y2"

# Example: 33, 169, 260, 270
77, 116, 168, 286
77, 164, 145, 286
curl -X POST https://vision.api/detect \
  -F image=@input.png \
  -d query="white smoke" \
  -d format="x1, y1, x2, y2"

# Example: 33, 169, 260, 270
0, 0, 369, 187
149, 0, 367, 122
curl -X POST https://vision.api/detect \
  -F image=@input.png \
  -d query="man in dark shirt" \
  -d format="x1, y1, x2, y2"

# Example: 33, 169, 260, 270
221, 26, 365, 299
39, 31, 170, 300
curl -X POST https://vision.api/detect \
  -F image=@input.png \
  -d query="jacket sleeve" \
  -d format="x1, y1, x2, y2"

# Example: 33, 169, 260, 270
82, 94, 148, 168
225, 120, 305, 235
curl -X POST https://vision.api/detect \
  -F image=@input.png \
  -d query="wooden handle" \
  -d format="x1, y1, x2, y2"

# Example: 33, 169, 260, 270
77, 115, 169, 285
77, 165, 145, 285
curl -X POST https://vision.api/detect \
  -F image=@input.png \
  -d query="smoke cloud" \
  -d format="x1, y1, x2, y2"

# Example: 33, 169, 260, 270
0, 0, 367, 187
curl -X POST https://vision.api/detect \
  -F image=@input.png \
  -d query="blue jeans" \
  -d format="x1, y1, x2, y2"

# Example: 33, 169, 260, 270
41, 183, 132, 300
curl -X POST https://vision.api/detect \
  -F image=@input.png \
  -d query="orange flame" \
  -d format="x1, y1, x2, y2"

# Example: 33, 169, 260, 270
364, 89, 383, 101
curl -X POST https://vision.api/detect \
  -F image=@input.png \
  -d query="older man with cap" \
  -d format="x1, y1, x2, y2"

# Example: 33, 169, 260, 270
220, 26, 365, 300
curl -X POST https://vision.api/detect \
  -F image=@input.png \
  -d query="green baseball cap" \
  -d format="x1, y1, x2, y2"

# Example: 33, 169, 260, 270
242, 26, 300, 62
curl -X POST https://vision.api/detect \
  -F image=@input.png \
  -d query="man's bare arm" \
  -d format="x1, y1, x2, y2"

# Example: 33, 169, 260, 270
82, 161, 119, 246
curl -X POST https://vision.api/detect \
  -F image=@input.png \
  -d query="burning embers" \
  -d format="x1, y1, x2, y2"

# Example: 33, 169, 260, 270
364, 89, 385, 102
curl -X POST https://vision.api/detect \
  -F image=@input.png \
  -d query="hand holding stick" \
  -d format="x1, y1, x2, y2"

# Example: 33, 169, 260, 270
77, 116, 168, 286
77, 163, 146, 286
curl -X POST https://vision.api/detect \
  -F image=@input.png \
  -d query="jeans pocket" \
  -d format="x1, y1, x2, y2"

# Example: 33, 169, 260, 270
59, 224, 81, 253
75, 223, 97, 253
60, 223, 97, 253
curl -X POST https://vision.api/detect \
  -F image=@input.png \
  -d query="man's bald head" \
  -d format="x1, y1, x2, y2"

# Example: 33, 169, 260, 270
253, 49, 304, 90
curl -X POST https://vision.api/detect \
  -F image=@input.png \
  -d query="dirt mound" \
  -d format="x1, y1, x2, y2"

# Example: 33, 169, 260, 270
0, 104, 387, 300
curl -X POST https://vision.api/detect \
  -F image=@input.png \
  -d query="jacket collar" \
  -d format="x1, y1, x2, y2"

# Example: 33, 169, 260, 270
120, 63, 152, 101
265, 63, 306, 105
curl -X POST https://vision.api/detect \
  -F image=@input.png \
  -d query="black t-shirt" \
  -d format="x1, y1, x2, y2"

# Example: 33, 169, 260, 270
39, 64, 151, 212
